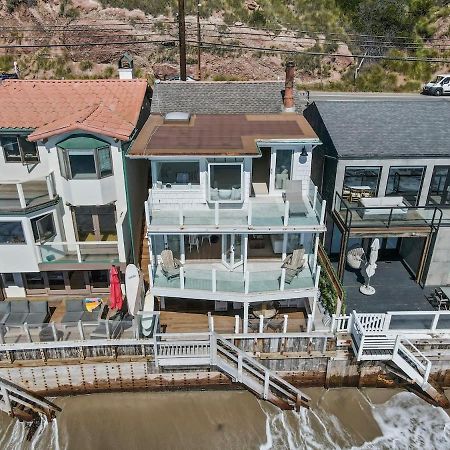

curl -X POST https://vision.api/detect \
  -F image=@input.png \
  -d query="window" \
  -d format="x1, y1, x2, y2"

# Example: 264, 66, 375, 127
58, 146, 113, 180
155, 161, 200, 187
89, 270, 109, 289
386, 166, 425, 206
343, 167, 381, 195
1, 136, 39, 164
427, 166, 450, 206
209, 163, 243, 202
31, 213, 56, 243
0, 221, 26, 244
24, 273, 46, 290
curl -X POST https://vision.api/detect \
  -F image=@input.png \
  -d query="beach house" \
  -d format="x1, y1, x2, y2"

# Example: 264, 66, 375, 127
304, 100, 450, 312
129, 65, 327, 332
0, 76, 151, 299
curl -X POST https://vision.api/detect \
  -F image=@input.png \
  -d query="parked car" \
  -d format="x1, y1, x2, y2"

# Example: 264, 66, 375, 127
422, 74, 450, 96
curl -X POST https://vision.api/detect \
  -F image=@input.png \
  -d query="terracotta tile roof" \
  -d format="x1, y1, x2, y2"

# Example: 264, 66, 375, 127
0, 79, 149, 141
130, 113, 319, 157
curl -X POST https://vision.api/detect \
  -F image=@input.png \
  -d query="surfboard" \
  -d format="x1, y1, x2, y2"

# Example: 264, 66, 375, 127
125, 264, 143, 316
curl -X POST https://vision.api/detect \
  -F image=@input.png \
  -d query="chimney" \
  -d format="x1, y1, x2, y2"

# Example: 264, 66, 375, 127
283, 61, 295, 112
118, 52, 134, 80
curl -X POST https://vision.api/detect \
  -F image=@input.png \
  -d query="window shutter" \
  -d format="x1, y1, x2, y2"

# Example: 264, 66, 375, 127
58, 148, 69, 179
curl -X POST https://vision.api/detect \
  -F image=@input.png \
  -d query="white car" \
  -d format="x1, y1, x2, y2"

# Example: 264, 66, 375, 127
422, 74, 450, 96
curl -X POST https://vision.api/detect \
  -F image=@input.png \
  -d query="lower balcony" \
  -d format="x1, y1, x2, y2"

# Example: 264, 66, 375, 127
36, 241, 121, 270
151, 260, 319, 301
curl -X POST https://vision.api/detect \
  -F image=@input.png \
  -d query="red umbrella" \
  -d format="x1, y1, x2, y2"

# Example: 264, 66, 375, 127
109, 265, 123, 311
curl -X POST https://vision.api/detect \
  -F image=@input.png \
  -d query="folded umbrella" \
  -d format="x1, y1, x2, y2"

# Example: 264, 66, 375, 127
109, 265, 123, 311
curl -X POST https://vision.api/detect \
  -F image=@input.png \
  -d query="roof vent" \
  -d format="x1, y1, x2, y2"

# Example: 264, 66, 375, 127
164, 112, 191, 124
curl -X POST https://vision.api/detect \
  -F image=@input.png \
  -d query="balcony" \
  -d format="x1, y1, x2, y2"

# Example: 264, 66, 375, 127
151, 259, 320, 301
36, 241, 120, 269
334, 192, 442, 234
146, 180, 326, 233
0, 173, 58, 214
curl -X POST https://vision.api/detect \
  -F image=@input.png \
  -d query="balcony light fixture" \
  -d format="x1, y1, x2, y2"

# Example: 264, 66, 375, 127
300, 146, 308, 157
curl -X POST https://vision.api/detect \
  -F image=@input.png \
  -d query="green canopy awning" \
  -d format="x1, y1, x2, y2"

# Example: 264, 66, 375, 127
57, 134, 109, 150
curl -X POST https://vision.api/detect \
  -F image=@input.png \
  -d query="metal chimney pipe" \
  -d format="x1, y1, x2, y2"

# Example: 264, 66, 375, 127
283, 61, 295, 112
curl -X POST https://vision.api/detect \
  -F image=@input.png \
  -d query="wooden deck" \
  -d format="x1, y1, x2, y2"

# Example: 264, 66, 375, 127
159, 298, 307, 334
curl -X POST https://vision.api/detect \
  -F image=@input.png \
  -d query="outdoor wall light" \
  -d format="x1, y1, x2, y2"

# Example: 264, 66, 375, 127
300, 146, 308, 157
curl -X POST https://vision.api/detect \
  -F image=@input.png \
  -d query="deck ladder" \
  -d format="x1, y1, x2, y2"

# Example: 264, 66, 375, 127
155, 332, 310, 410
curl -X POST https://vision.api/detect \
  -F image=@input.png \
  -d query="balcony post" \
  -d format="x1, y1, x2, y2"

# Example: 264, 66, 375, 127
76, 243, 82, 262
243, 235, 248, 273
215, 202, 219, 226
212, 268, 216, 292
180, 267, 185, 289
320, 199, 327, 224
247, 201, 252, 226
315, 265, 321, 289
280, 268, 286, 291
282, 233, 288, 261
243, 301, 249, 333
244, 271, 249, 294
234, 315, 240, 334
148, 264, 154, 288
259, 315, 264, 333
207, 312, 214, 332
179, 206, 183, 227
313, 185, 318, 212
313, 233, 319, 272
284, 200, 289, 226
16, 183, 26, 209
283, 314, 288, 333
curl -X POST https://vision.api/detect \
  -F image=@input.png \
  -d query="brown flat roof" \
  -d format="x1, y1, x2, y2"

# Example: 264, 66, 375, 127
129, 113, 318, 157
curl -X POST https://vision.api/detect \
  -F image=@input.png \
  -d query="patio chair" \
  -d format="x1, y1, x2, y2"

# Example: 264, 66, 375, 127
0, 302, 11, 325
284, 180, 308, 216
61, 299, 84, 325
5, 300, 30, 327
282, 247, 305, 284
347, 247, 365, 270
160, 249, 183, 279
25, 301, 50, 326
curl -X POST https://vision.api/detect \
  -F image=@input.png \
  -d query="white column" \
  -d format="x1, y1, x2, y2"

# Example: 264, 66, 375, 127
283, 314, 288, 333
282, 233, 288, 261
259, 315, 264, 333
16, 183, 26, 209
243, 234, 248, 273
212, 268, 217, 292
243, 301, 249, 333
280, 268, 286, 291
284, 200, 289, 226
313, 233, 319, 272
247, 201, 252, 226
215, 202, 219, 226
180, 267, 185, 289
180, 234, 185, 264
244, 271, 249, 294
234, 315, 240, 334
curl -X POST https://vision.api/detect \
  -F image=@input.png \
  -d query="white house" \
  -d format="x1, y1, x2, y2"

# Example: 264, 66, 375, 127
0, 77, 151, 299
129, 68, 326, 330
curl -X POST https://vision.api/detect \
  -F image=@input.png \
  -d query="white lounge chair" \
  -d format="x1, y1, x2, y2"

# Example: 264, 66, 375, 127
282, 248, 305, 284
160, 249, 183, 279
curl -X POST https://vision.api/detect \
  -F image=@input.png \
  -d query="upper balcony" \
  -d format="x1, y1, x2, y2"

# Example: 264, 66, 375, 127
0, 173, 58, 214
146, 180, 326, 233
333, 192, 442, 236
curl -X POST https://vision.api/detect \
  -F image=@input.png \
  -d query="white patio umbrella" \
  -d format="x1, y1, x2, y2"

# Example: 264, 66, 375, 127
359, 238, 380, 296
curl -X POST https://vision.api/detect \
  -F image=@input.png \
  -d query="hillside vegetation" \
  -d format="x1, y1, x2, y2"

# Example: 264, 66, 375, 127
0, 0, 449, 91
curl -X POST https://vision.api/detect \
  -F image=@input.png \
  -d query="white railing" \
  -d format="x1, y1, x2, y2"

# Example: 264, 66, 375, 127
331, 314, 351, 333
344, 310, 450, 336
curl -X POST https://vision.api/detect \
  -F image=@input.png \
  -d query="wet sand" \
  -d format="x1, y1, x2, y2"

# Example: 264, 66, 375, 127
0, 388, 449, 450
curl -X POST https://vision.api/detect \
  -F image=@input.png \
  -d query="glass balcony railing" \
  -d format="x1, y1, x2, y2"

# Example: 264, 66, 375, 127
37, 241, 120, 264
334, 192, 442, 231
146, 180, 325, 230
152, 263, 319, 295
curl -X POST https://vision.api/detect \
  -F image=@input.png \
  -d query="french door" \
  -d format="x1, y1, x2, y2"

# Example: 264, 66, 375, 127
222, 234, 243, 269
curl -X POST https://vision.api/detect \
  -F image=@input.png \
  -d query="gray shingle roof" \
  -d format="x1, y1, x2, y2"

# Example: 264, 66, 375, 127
150, 80, 303, 114
310, 100, 450, 159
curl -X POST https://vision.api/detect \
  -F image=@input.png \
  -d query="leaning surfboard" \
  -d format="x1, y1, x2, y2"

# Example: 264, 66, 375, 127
125, 264, 143, 317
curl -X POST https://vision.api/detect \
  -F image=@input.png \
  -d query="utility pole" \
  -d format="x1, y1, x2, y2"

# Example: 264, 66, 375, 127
196, 3, 202, 80
178, 0, 187, 81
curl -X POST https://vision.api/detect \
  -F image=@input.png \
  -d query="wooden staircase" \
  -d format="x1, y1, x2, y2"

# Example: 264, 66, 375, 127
155, 332, 310, 410
0, 377, 61, 423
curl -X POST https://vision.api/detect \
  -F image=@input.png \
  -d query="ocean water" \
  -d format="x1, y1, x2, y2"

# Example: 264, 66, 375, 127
0, 388, 449, 450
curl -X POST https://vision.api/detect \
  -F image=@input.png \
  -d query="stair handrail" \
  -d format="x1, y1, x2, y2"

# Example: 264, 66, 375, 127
397, 338, 432, 384
211, 332, 310, 407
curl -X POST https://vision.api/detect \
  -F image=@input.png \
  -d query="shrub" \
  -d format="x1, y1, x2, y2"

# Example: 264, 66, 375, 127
79, 60, 93, 71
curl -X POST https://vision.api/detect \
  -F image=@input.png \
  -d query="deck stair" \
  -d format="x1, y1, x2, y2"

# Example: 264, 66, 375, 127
350, 311, 445, 405
0, 376, 61, 423
155, 332, 310, 410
